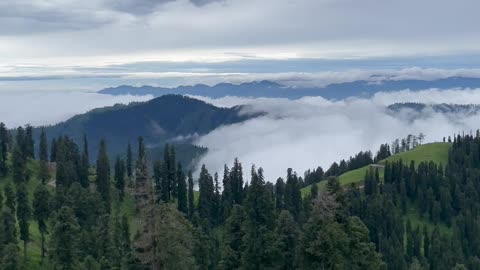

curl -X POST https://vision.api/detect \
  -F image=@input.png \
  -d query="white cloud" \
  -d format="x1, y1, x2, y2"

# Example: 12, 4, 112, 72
0, 91, 152, 128
193, 88, 480, 182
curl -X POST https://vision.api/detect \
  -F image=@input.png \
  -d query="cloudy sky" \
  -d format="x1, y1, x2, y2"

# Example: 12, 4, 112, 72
1, 0, 480, 91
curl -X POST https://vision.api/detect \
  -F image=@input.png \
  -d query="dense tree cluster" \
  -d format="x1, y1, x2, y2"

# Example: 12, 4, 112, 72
2, 121, 480, 270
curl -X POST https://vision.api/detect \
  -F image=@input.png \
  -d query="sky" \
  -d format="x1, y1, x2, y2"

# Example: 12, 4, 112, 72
2, 0, 480, 181
1, 0, 480, 91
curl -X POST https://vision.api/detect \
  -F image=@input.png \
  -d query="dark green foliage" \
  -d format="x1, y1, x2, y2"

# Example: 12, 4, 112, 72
220, 205, 245, 270
198, 165, 215, 223
0, 122, 8, 176
79, 133, 90, 188
96, 139, 111, 209
241, 166, 275, 269
188, 171, 195, 218
273, 210, 299, 270
126, 142, 133, 178
33, 184, 51, 263
16, 183, 30, 264
25, 125, 35, 159
4, 183, 15, 213
114, 156, 126, 201
49, 206, 80, 270
55, 136, 82, 188
12, 144, 26, 183
284, 168, 303, 220
50, 138, 57, 162
177, 163, 188, 214
1, 243, 19, 270
38, 128, 50, 184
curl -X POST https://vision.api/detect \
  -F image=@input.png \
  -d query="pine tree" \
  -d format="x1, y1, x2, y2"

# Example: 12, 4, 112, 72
275, 178, 285, 210
4, 183, 16, 213
12, 144, 26, 183
24, 125, 35, 159
114, 156, 126, 201
79, 133, 90, 188
126, 142, 133, 178
198, 165, 214, 223
1, 243, 19, 270
16, 183, 30, 265
273, 210, 299, 270
177, 163, 188, 215
96, 139, 111, 210
242, 166, 275, 269
49, 206, 80, 270
220, 205, 245, 270
50, 138, 57, 162
0, 122, 8, 176
38, 128, 50, 184
188, 171, 195, 218
33, 184, 51, 263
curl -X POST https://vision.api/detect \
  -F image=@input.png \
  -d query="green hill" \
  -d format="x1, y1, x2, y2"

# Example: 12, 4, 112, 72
301, 142, 451, 196
34, 95, 257, 169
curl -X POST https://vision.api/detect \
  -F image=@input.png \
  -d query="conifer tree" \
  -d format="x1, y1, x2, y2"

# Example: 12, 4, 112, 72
49, 206, 80, 270
79, 133, 90, 188
38, 128, 50, 183
126, 142, 133, 178
242, 166, 275, 269
177, 163, 188, 214
188, 171, 195, 218
96, 139, 111, 210
50, 138, 57, 162
273, 210, 299, 270
12, 144, 26, 183
16, 183, 30, 265
114, 156, 126, 201
25, 125, 35, 159
4, 183, 16, 214
0, 122, 8, 176
198, 165, 215, 223
33, 184, 51, 263
220, 205, 245, 270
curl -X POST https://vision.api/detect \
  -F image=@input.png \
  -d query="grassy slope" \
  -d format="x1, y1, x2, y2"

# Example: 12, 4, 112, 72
301, 142, 451, 196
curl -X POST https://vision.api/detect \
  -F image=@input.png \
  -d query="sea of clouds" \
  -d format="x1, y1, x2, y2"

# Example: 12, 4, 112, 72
191, 88, 480, 181
2, 87, 480, 182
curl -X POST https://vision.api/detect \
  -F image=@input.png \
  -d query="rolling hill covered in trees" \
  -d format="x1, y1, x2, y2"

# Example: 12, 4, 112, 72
33, 95, 258, 168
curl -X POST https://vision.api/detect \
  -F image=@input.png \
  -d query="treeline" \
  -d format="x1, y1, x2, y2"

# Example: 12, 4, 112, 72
346, 132, 480, 269
303, 143, 392, 187
0, 123, 385, 269
391, 133, 425, 154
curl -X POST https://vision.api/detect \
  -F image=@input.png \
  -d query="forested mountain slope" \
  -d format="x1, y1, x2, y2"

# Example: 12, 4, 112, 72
34, 95, 256, 167
301, 142, 451, 195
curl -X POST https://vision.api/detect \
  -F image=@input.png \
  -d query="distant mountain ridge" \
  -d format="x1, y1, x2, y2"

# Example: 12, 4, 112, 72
34, 95, 258, 168
98, 77, 480, 100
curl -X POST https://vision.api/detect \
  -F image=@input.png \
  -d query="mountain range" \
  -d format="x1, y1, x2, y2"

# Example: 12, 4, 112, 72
98, 77, 480, 100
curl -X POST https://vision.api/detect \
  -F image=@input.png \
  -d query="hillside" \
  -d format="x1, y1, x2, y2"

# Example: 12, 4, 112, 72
301, 142, 451, 196
34, 95, 256, 168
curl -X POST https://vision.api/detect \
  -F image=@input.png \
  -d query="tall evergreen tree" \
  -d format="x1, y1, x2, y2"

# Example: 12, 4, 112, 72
198, 165, 215, 223
273, 210, 299, 270
12, 144, 26, 183
126, 142, 133, 178
188, 171, 195, 218
220, 205, 245, 270
79, 133, 90, 188
33, 184, 51, 263
24, 125, 34, 159
49, 206, 80, 270
242, 166, 275, 269
114, 156, 126, 201
4, 183, 16, 214
177, 163, 188, 215
38, 128, 50, 184
50, 138, 57, 162
16, 183, 30, 265
96, 139, 111, 210
0, 122, 8, 176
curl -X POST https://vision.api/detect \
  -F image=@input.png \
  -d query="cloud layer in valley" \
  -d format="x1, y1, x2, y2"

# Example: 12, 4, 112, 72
192, 88, 480, 182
